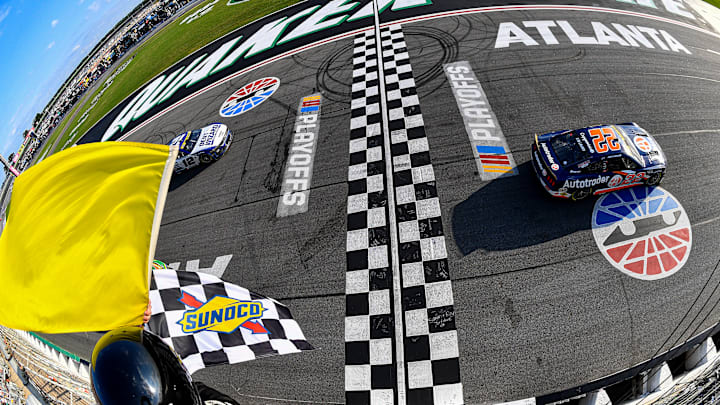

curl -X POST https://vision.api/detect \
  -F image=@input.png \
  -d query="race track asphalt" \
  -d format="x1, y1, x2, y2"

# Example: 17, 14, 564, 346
41, 2, 720, 404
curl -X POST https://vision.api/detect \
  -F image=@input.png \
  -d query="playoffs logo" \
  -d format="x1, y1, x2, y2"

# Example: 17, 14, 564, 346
592, 186, 691, 280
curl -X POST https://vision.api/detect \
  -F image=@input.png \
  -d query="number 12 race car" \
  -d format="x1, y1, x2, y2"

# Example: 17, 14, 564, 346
531, 123, 666, 201
168, 123, 233, 173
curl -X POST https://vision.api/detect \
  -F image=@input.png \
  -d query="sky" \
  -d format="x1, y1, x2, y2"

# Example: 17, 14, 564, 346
0, 0, 142, 161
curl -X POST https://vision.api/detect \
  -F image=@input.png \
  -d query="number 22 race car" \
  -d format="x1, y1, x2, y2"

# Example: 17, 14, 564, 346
531, 123, 666, 201
168, 123, 233, 173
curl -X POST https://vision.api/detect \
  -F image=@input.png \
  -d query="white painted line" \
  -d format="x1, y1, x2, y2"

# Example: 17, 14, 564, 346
707, 48, 720, 56
165, 254, 233, 278
653, 129, 720, 137
372, 1, 406, 403
644, 72, 720, 84
694, 216, 720, 227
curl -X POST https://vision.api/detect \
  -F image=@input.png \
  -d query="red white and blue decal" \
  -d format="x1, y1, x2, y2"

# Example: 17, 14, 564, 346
591, 186, 691, 280
219, 77, 280, 117
634, 135, 653, 153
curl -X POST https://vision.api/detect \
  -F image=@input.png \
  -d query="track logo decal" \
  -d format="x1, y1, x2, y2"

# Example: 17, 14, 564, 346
592, 186, 691, 280
177, 291, 268, 334
634, 135, 652, 153
219, 77, 279, 117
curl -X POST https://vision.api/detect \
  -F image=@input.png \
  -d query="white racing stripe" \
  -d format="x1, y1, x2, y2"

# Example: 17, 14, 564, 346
371, 1, 407, 404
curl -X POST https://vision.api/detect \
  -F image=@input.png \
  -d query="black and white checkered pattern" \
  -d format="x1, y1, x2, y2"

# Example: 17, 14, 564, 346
345, 30, 397, 405
345, 25, 463, 404
381, 25, 463, 404
147, 269, 313, 374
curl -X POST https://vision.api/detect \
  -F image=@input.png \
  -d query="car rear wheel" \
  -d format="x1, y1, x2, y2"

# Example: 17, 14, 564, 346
199, 154, 213, 164
646, 172, 663, 186
571, 188, 591, 201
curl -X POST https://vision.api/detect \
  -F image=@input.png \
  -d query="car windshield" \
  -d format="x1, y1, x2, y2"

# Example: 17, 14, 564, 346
184, 129, 202, 151
550, 131, 591, 164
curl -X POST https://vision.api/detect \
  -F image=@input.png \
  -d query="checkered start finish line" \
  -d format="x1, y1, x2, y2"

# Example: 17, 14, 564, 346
345, 25, 464, 405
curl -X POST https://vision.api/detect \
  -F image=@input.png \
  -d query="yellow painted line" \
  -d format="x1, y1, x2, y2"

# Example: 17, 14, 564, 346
483, 165, 512, 170
303, 95, 321, 101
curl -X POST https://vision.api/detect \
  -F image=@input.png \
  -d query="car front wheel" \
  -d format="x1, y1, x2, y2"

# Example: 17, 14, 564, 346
571, 188, 591, 201
646, 172, 663, 186
199, 154, 213, 164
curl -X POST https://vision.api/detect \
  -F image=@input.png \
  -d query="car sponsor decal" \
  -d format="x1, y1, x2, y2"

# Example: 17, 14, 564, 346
564, 176, 609, 189
533, 150, 547, 177
219, 77, 279, 117
592, 186, 691, 280
444, 61, 518, 180
540, 142, 557, 169
276, 94, 322, 217
607, 172, 647, 188
634, 135, 653, 153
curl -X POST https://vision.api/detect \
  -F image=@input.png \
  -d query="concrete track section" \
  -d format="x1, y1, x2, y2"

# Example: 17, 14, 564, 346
41, 1, 720, 404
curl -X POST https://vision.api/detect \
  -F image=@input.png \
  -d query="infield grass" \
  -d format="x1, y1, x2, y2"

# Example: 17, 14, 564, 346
53, 0, 301, 154
705, 0, 720, 10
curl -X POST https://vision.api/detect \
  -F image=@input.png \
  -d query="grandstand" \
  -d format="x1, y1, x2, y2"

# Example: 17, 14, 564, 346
0, 327, 92, 404
0, 363, 26, 404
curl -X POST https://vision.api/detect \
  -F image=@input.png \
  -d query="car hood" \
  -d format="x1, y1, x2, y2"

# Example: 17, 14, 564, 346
616, 125, 666, 168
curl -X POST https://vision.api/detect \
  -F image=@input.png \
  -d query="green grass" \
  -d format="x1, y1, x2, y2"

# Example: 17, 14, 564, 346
54, 0, 301, 154
705, 0, 720, 9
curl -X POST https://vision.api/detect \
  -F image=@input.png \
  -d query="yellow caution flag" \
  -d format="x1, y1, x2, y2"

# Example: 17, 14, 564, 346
0, 142, 177, 333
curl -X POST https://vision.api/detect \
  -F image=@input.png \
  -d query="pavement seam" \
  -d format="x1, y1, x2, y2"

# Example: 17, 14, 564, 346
344, 27, 397, 405
379, 24, 463, 404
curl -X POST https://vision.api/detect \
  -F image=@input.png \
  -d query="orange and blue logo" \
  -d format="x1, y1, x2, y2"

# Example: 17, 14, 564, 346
177, 291, 269, 334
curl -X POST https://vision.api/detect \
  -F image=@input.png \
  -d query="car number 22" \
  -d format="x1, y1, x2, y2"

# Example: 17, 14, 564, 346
589, 127, 621, 153
608, 172, 647, 187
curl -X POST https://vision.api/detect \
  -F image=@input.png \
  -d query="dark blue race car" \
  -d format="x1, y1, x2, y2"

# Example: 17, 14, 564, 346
531, 123, 666, 201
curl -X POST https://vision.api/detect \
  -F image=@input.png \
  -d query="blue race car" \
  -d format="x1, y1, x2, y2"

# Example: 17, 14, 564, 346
168, 123, 232, 173
531, 123, 666, 201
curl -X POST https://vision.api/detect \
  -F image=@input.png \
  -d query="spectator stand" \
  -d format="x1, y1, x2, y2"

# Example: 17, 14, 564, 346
0, 327, 92, 405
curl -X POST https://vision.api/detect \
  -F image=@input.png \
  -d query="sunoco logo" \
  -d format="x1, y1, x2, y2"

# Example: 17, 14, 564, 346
592, 186, 691, 280
564, 176, 609, 189
177, 291, 268, 334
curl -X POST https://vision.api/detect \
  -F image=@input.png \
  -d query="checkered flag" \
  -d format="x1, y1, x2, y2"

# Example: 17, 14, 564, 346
146, 269, 313, 374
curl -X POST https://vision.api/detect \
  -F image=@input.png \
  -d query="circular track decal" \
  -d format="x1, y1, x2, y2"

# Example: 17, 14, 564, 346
592, 186, 691, 280
219, 77, 280, 117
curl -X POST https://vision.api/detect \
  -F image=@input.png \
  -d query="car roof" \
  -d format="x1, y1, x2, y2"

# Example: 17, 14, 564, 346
547, 124, 649, 167
566, 125, 640, 158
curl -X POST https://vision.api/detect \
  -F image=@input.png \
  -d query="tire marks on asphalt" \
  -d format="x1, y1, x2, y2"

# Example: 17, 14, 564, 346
345, 30, 397, 405
344, 24, 463, 405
